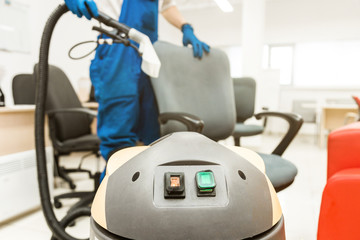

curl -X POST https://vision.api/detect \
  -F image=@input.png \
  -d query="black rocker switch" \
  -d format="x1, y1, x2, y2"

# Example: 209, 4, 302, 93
164, 172, 185, 199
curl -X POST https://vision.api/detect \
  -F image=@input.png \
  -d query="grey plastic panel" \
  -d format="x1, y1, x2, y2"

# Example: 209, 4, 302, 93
153, 165, 228, 207
102, 132, 275, 240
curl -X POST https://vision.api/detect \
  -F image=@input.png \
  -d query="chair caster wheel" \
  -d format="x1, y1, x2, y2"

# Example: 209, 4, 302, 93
70, 183, 76, 190
54, 201, 62, 209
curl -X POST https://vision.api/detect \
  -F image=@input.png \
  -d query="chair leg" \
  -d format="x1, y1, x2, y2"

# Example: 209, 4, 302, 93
54, 191, 93, 209
53, 152, 102, 210
53, 152, 60, 177
234, 136, 241, 146
67, 192, 95, 214
58, 166, 76, 190
54, 152, 76, 190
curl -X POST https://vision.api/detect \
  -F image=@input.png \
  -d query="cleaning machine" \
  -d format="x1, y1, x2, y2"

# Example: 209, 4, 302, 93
35, 4, 286, 240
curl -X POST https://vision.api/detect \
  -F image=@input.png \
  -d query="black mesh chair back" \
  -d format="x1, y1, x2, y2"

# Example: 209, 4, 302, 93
36, 64, 92, 142
89, 85, 96, 102
12, 74, 36, 105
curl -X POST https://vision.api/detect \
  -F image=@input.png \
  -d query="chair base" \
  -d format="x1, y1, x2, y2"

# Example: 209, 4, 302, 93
54, 191, 93, 209
54, 170, 101, 210
54, 151, 100, 190
57, 166, 76, 189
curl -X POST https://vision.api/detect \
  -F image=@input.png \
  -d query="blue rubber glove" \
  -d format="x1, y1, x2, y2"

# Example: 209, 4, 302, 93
182, 24, 210, 59
64, 0, 99, 20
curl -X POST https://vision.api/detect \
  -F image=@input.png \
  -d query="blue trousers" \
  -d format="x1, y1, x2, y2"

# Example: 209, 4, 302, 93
90, 43, 160, 162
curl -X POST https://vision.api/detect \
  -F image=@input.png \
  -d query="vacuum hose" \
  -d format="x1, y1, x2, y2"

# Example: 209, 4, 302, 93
35, 4, 90, 240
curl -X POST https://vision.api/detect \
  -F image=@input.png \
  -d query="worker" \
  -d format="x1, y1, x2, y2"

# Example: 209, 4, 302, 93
64, 0, 210, 179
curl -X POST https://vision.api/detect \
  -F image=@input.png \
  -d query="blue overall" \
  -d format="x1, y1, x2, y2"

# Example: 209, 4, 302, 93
90, 0, 160, 168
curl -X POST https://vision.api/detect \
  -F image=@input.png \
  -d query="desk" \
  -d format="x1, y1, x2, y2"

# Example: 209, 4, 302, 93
0, 106, 53, 223
0, 105, 49, 156
319, 104, 358, 147
82, 101, 98, 110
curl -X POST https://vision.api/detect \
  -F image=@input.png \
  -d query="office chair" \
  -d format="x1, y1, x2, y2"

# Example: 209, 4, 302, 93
34, 64, 101, 209
232, 77, 266, 146
12, 74, 36, 105
151, 41, 303, 192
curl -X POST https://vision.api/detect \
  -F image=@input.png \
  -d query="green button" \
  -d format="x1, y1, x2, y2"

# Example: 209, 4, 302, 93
196, 171, 216, 190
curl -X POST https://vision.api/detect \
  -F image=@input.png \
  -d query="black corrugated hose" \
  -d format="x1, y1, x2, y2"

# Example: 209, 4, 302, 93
35, 4, 91, 240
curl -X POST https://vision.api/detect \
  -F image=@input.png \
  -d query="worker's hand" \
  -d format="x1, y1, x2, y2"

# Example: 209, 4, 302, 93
64, 0, 99, 20
182, 24, 210, 59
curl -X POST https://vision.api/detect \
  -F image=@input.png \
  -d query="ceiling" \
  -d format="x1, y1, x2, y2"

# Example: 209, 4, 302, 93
176, 0, 291, 10
176, 0, 243, 10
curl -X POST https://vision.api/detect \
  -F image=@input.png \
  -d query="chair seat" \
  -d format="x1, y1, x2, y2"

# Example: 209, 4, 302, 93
58, 134, 100, 153
233, 123, 264, 137
258, 153, 298, 192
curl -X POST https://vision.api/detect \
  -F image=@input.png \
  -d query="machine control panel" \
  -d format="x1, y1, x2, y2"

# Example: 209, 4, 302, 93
155, 165, 228, 208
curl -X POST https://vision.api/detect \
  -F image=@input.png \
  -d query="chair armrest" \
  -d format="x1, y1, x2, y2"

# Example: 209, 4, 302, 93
158, 112, 204, 133
46, 108, 97, 118
261, 106, 269, 128
254, 111, 303, 156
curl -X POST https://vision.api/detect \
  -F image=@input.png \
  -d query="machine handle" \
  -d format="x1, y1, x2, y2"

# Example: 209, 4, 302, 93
95, 11, 131, 34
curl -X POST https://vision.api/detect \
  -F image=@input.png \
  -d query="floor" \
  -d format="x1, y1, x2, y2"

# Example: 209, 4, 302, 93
0, 134, 327, 240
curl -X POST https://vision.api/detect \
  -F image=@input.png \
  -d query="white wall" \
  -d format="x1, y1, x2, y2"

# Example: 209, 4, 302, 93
2, 0, 360, 113
159, 3, 243, 46
160, 0, 360, 46
0, 0, 96, 105
266, 0, 360, 44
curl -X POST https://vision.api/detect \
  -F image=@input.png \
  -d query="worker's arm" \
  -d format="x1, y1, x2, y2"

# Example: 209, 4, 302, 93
161, 6, 186, 29
161, 6, 210, 59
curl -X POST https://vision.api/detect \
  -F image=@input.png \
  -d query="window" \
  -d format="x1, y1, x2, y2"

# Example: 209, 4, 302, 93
221, 41, 360, 87
220, 46, 242, 77
294, 41, 360, 87
268, 45, 294, 85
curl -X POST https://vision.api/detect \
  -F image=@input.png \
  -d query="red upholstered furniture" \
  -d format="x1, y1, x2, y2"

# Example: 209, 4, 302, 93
318, 122, 360, 240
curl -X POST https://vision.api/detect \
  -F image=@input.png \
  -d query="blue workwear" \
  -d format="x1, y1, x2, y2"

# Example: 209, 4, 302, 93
64, 0, 98, 20
182, 24, 210, 59
90, 0, 160, 167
